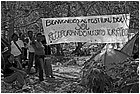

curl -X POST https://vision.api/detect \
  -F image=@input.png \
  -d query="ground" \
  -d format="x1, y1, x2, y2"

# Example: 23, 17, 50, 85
2, 56, 138, 93
1, 56, 89, 93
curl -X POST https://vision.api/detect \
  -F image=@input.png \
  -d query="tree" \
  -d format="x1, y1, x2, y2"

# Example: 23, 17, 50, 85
1, 1, 139, 55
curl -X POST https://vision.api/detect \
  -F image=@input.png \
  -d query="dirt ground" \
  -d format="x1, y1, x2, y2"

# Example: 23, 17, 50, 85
1, 57, 89, 93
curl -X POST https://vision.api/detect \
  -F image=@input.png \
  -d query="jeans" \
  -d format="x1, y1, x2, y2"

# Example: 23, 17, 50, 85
14, 55, 22, 69
27, 52, 34, 73
35, 55, 44, 81
44, 56, 53, 77
4, 71, 25, 86
23, 48, 28, 60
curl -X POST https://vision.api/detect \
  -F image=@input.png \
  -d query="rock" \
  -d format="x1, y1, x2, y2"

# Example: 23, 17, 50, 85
34, 77, 39, 80
77, 61, 84, 66
29, 79, 34, 85
40, 81, 52, 86
56, 62, 62, 66
30, 67, 36, 74
64, 59, 77, 66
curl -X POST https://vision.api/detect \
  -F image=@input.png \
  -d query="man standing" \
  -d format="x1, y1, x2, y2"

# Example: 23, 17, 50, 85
41, 35, 55, 78
32, 33, 45, 81
27, 31, 35, 74
10, 33, 24, 69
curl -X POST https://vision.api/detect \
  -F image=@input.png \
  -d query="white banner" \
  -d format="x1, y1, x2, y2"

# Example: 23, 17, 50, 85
42, 14, 130, 44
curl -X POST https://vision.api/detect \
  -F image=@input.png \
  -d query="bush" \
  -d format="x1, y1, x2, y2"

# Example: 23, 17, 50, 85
80, 58, 139, 93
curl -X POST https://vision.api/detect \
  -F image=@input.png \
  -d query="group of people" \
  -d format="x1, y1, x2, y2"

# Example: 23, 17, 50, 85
2, 31, 54, 89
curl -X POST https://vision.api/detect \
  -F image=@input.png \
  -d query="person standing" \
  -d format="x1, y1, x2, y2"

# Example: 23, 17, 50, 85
19, 33, 28, 61
26, 31, 35, 74
32, 33, 45, 81
23, 37, 29, 60
41, 35, 55, 78
19, 33, 28, 68
10, 33, 24, 69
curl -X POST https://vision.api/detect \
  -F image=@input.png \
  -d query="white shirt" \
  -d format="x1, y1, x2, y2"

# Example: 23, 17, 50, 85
27, 37, 35, 52
11, 39, 24, 56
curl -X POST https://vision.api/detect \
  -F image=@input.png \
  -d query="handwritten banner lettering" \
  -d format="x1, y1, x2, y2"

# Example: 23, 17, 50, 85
42, 14, 130, 44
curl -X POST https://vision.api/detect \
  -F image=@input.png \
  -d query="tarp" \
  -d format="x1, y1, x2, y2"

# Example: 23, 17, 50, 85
93, 32, 139, 78
121, 33, 139, 57
94, 48, 132, 78
42, 14, 130, 44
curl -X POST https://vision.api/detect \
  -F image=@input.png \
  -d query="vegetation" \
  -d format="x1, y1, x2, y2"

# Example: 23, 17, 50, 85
1, 1, 139, 56
1, 1, 139, 93
80, 58, 139, 93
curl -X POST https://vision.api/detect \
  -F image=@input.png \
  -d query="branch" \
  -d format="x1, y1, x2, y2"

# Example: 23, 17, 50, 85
77, 2, 86, 16
3, 2, 45, 24
67, 3, 76, 17
93, 4, 101, 15
3, 2, 68, 24
85, 2, 96, 15
14, 7, 44, 22
14, 17, 41, 28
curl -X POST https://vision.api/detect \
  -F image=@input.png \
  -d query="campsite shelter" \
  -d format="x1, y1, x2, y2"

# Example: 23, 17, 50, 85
93, 33, 138, 78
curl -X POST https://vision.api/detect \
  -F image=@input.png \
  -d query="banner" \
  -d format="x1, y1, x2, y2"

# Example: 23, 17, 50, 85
42, 14, 130, 44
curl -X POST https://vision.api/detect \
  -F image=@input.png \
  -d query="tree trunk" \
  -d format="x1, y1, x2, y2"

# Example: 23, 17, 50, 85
56, 44, 64, 56
71, 42, 86, 56
8, 18, 14, 42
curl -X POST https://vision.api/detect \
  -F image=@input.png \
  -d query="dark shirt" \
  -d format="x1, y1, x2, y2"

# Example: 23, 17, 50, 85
41, 38, 51, 55
32, 41, 45, 55
41, 40, 47, 45
3, 61, 17, 77
46, 45, 51, 55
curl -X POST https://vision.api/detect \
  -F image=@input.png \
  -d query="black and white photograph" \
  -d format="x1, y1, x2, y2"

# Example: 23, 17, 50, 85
1, 1, 139, 93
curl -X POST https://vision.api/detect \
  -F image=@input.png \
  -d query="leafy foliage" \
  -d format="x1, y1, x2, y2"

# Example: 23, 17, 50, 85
80, 57, 139, 93
111, 59, 139, 93
1, 1, 139, 93
80, 61, 113, 93
1, 1, 139, 38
